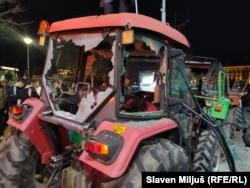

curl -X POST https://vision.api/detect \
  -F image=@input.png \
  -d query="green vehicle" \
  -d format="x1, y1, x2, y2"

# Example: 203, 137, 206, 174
185, 56, 250, 171
0, 66, 19, 108
0, 66, 19, 86
187, 57, 231, 119
186, 56, 247, 139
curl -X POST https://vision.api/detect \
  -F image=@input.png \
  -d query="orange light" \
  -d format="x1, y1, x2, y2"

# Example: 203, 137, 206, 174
12, 106, 23, 115
39, 36, 46, 46
85, 140, 108, 155
37, 20, 50, 36
121, 30, 134, 44
215, 104, 223, 111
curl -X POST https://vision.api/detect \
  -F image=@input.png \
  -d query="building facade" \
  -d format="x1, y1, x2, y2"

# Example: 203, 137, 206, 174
225, 65, 250, 84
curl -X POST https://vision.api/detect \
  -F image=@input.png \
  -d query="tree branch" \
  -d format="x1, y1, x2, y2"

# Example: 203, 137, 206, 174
0, 0, 29, 37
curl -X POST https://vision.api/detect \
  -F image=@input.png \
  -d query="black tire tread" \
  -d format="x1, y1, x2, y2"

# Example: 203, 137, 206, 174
0, 132, 38, 188
101, 138, 189, 188
192, 130, 219, 172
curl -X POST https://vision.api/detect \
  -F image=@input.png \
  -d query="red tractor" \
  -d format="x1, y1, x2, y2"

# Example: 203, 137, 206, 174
0, 13, 238, 187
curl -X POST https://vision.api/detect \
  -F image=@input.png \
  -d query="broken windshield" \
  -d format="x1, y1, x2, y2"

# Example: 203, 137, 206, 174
42, 32, 116, 123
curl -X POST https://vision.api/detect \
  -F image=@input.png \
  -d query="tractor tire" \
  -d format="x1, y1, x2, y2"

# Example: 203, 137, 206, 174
192, 130, 228, 172
0, 133, 188, 188
0, 131, 53, 188
223, 106, 242, 139
99, 138, 189, 188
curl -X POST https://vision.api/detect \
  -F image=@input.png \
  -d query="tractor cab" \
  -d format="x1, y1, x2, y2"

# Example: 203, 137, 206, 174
186, 56, 230, 119
39, 14, 190, 124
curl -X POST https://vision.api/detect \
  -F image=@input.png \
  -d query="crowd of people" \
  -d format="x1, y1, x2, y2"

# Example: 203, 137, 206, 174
0, 74, 41, 139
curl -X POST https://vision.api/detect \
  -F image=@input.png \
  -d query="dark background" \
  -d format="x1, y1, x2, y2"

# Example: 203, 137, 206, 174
0, 0, 250, 76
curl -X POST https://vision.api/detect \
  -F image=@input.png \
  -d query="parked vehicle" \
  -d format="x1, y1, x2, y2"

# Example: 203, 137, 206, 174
0, 66, 19, 86
185, 56, 248, 139
184, 56, 250, 171
0, 12, 237, 187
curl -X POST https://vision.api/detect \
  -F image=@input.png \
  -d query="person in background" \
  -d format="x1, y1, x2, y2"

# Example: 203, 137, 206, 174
16, 78, 30, 105
7, 80, 21, 118
241, 86, 250, 124
68, 82, 76, 93
16, 78, 28, 105
16, 78, 40, 105
33, 80, 41, 96
52, 80, 63, 99
8, 80, 22, 106
100, 0, 129, 14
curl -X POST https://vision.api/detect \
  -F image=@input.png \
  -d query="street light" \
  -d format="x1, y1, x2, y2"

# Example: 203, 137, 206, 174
23, 37, 32, 78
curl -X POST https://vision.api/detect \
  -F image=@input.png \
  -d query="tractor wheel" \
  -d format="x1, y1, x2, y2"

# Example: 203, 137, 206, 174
98, 138, 189, 188
0, 131, 59, 188
223, 106, 242, 139
192, 130, 229, 171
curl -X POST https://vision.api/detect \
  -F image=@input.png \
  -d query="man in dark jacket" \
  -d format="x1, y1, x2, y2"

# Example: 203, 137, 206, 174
241, 86, 250, 124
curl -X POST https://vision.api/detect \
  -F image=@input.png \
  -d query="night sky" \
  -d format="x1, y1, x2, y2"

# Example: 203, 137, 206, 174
1, 0, 250, 76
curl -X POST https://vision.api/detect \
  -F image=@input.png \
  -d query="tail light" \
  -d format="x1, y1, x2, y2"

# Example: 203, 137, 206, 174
84, 130, 124, 165
12, 105, 23, 115
11, 104, 33, 123
85, 140, 108, 155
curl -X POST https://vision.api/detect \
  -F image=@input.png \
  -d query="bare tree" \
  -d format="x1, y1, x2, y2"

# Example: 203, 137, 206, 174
0, 0, 28, 37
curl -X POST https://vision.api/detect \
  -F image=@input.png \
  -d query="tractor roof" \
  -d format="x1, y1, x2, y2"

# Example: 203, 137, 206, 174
49, 13, 190, 48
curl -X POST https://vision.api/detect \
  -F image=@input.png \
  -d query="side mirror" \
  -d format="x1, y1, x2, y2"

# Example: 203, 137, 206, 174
167, 97, 182, 106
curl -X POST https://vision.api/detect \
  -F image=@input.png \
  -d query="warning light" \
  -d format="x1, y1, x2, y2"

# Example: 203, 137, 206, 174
38, 20, 50, 35
38, 20, 50, 46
